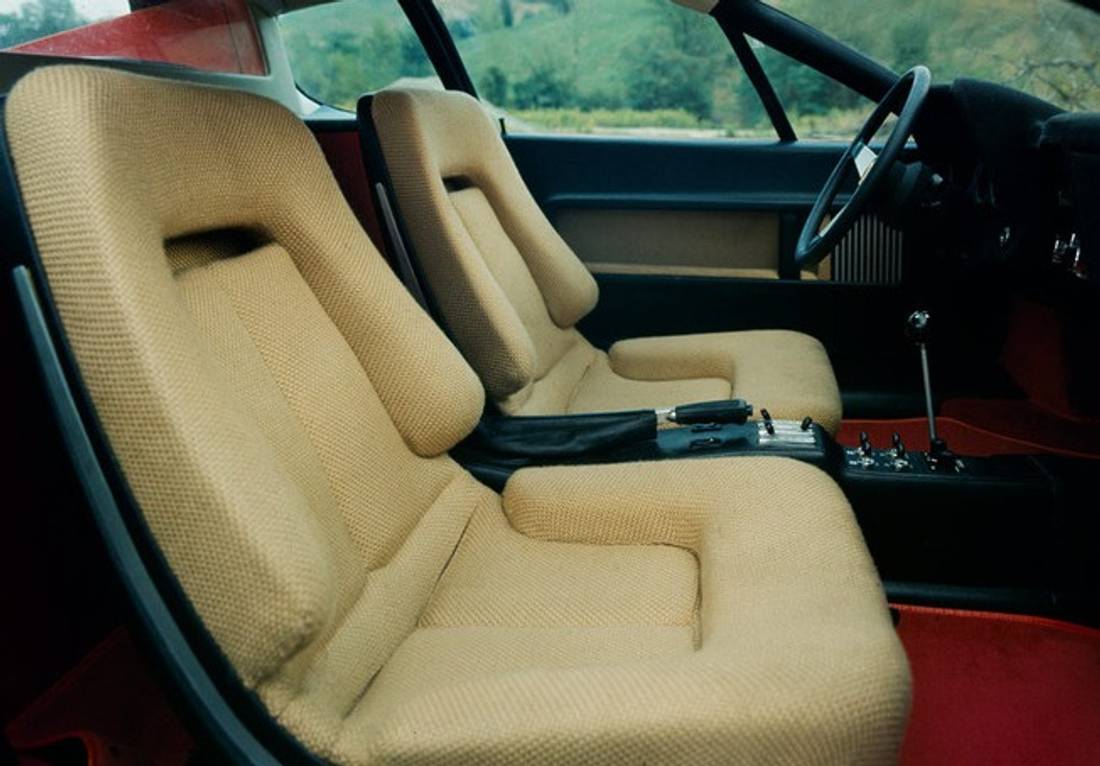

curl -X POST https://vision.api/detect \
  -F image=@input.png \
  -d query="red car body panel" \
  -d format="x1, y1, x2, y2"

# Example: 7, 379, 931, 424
7, 0, 265, 76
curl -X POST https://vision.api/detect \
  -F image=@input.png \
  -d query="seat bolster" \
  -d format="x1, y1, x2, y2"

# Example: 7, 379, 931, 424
502, 461, 710, 551
373, 90, 540, 399
476, 167, 599, 329
305, 235, 487, 457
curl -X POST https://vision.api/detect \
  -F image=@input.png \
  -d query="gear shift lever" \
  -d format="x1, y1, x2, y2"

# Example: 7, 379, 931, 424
906, 310, 958, 470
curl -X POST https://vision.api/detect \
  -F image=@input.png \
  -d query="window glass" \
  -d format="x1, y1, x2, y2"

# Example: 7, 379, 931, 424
0, 0, 266, 75
753, 42, 873, 141
770, 0, 1100, 113
1, 0, 128, 48
434, 0, 773, 138
280, 0, 439, 111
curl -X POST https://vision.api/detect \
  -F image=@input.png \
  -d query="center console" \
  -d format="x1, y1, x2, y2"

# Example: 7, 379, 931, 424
456, 414, 833, 489
454, 309, 1098, 624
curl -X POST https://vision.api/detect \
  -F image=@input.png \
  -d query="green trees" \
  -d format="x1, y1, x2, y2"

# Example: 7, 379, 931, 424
512, 58, 573, 109
0, 0, 84, 49
625, 2, 722, 120
278, 0, 1100, 135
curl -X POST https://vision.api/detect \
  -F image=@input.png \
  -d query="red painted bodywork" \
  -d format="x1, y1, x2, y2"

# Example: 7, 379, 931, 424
6, 0, 265, 76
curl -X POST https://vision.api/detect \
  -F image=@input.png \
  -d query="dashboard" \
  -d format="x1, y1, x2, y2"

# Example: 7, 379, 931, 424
909, 79, 1100, 287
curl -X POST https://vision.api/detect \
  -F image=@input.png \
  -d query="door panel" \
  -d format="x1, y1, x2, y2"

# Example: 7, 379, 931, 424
504, 132, 999, 417
507, 134, 845, 207
506, 133, 850, 281
553, 208, 784, 279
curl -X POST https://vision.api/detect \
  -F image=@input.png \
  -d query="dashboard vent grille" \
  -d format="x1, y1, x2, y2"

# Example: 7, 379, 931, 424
831, 215, 904, 284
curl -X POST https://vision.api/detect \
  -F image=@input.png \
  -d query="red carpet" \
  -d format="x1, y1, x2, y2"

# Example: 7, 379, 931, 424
839, 412, 1100, 459
5, 628, 195, 765
940, 399, 1100, 458
8, 610, 1100, 764
896, 605, 1100, 766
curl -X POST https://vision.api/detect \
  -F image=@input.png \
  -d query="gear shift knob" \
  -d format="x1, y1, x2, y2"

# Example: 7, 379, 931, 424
906, 310, 931, 344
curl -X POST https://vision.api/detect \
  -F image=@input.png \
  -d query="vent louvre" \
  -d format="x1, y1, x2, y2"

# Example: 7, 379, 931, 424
831, 215, 904, 284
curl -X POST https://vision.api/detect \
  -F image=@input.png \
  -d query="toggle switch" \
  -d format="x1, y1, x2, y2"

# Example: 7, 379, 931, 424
761, 408, 775, 436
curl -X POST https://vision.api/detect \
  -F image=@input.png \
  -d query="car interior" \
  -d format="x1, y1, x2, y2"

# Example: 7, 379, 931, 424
1, 0, 1098, 764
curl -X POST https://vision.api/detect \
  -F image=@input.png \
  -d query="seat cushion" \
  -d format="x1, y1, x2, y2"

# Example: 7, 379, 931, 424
332, 457, 910, 764
610, 329, 844, 434
502, 329, 842, 434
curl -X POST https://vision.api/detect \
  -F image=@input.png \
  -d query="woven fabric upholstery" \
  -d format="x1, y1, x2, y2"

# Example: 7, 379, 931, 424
371, 88, 599, 399
371, 87, 843, 433
335, 458, 911, 764
8, 65, 908, 764
609, 330, 843, 434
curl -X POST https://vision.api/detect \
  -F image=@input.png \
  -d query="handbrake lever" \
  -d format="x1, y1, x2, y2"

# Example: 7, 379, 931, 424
661, 399, 754, 426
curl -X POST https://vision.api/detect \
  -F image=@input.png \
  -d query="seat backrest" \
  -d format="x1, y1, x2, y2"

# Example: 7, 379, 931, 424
370, 89, 600, 411
5, 65, 493, 751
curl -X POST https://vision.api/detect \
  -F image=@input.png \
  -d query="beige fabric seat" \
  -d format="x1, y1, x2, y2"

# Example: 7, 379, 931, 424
7, 65, 908, 764
370, 88, 843, 433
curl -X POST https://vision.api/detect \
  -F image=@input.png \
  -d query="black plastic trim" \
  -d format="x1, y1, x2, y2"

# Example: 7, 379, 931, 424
885, 581, 1057, 617
398, 0, 477, 95
712, 0, 896, 104
723, 29, 796, 142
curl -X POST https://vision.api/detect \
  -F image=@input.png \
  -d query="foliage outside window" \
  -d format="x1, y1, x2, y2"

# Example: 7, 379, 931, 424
769, 0, 1100, 133
279, 0, 1098, 140
281, 0, 439, 109
0, 0, 124, 48
435, 0, 767, 138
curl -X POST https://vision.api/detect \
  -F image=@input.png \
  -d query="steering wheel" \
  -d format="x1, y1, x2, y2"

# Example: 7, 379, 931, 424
795, 66, 932, 269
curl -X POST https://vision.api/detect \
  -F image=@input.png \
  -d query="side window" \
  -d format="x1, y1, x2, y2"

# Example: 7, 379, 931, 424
753, 43, 872, 141
280, 0, 439, 111
0, 0, 266, 75
769, 0, 1100, 135
433, 0, 774, 139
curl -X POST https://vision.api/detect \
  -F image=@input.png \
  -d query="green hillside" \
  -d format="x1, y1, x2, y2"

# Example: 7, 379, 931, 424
282, 0, 1099, 138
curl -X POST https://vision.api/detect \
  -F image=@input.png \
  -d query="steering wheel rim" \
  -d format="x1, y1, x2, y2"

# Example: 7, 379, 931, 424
795, 66, 932, 270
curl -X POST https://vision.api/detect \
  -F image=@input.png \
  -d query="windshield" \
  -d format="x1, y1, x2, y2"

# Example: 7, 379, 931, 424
770, 0, 1100, 112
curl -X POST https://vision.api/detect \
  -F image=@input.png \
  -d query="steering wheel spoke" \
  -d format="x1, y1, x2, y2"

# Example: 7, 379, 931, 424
795, 66, 931, 270
853, 142, 879, 184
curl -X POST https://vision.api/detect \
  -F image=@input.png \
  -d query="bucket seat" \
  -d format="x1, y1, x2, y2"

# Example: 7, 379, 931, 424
6, 65, 908, 764
365, 88, 844, 433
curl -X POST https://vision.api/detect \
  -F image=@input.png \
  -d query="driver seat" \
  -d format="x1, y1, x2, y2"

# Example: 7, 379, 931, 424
365, 88, 843, 433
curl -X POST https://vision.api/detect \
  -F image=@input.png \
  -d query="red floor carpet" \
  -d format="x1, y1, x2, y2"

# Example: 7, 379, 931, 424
839, 402, 1100, 459
896, 605, 1100, 766
8, 609, 1100, 764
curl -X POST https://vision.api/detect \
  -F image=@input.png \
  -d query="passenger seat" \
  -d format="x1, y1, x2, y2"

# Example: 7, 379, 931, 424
363, 88, 844, 433
5, 65, 909, 764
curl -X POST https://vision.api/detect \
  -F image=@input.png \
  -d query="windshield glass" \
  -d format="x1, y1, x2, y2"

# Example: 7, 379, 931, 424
771, 0, 1100, 112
